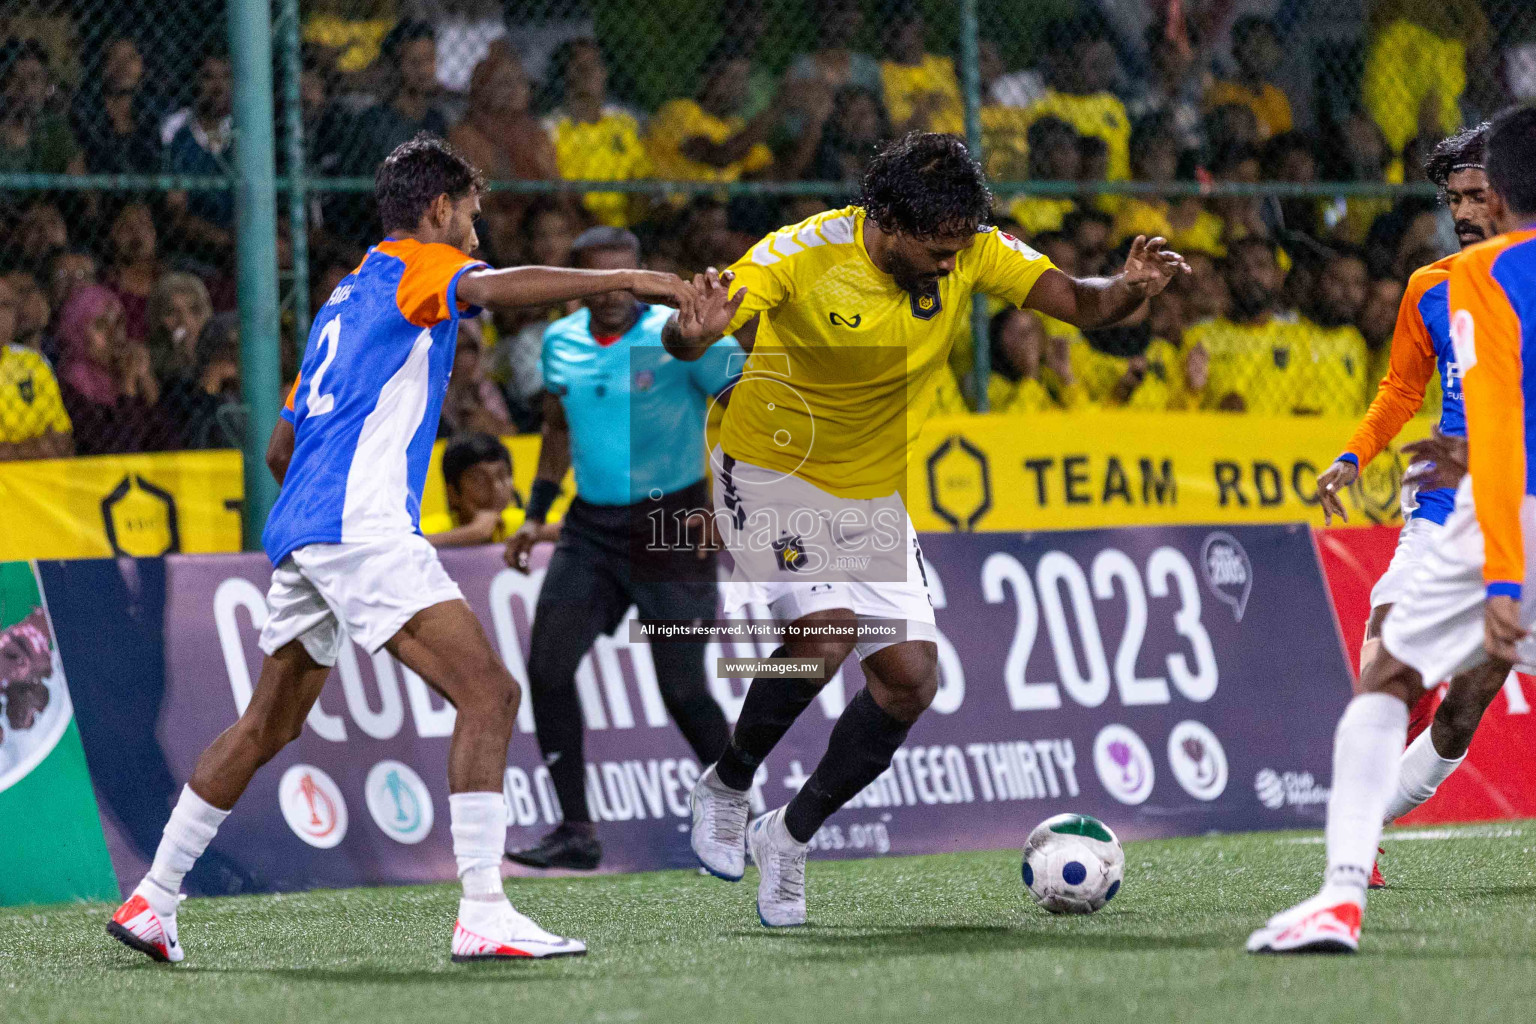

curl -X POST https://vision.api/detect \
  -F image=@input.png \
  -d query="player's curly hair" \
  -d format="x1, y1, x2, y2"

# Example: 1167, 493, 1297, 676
860, 132, 993, 239
375, 133, 485, 234
1425, 122, 1490, 199
1487, 106, 1536, 218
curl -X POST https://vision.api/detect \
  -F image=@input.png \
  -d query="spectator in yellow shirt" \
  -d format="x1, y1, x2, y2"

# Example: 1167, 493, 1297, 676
0, 275, 72, 460
1007, 117, 1081, 237
645, 48, 777, 183
542, 39, 651, 228
1185, 237, 1309, 414
1362, 0, 1486, 158
1073, 298, 1191, 412
1297, 247, 1372, 417
1113, 116, 1226, 257
423, 432, 559, 549
879, 8, 964, 136
987, 308, 1088, 414
1206, 17, 1293, 141
1023, 16, 1132, 181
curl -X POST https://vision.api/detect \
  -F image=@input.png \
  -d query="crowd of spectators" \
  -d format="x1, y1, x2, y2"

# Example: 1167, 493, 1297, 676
1, 0, 1532, 460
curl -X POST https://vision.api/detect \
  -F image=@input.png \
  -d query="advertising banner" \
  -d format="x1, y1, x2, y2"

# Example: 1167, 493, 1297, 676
1315, 525, 1536, 824
0, 450, 244, 560
911, 410, 1434, 534
47, 523, 1351, 897
0, 562, 118, 906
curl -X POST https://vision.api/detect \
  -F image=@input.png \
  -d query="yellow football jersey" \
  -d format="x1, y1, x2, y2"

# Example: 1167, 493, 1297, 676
1296, 321, 1370, 417
1069, 337, 1189, 411
1186, 317, 1309, 415
880, 56, 965, 136
722, 207, 1057, 498
546, 107, 652, 227
0, 343, 71, 443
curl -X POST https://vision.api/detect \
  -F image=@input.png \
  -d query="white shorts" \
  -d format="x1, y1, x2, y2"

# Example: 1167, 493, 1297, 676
1381, 477, 1536, 685
712, 449, 935, 660
1369, 516, 1444, 609
258, 534, 465, 667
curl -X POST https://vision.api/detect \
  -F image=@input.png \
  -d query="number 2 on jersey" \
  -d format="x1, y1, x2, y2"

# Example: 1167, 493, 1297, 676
306, 317, 341, 416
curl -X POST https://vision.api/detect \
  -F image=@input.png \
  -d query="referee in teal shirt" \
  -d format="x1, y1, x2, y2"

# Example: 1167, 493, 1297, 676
504, 227, 738, 869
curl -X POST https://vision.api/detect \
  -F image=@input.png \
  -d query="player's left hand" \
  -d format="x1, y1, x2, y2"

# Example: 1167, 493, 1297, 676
674, 268, 746, 344
1485, 595, 1527, 664
1122, 236, 1190, 298
1316, 459, 1358, 525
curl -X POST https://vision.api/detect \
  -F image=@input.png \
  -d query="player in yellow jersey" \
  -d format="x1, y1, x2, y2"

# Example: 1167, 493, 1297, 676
662, 132, 1187, 927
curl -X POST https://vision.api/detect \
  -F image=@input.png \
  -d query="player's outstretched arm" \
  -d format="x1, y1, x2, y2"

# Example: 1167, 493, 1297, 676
661, 268, 747, 361
1025, 235, 1190, 330
458, 266, 700, 318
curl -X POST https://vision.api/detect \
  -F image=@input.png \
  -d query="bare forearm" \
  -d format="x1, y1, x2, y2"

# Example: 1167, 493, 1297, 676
536, 424, 571, 484
459, 267, 637, 311
1069, 276, 1147, 330
682, 112, 774, 168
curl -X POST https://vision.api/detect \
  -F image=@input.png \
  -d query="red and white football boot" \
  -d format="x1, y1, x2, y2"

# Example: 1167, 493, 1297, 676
451, 898, 586, 962
1246, 892, 1363, 954
106, 889, 184, 963
1368, 849, 1386, 890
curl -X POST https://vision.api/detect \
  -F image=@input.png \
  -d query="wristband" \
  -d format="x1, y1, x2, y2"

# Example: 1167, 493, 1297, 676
525, 478, 561, 523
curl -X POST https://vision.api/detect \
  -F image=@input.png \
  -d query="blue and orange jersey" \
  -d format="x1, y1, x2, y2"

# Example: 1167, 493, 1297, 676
1450, 227, 1536, 598
262, 237, 486, 566
1341, 253, 1464, 524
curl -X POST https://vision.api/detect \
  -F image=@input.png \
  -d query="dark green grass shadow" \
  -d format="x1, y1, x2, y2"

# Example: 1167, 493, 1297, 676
723, 922, 1229, 958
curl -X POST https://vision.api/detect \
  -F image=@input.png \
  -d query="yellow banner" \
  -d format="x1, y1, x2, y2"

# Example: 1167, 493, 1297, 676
909, 410, 1433, 532
0, 450, 243, 560
0, 410, 1432, 561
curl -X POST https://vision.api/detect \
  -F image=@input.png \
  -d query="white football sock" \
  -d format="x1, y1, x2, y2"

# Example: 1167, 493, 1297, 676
142, 785, 230, 917
1382, 727, 1465, 823
1323, 693, 1408, 905
450, 791, 508, 901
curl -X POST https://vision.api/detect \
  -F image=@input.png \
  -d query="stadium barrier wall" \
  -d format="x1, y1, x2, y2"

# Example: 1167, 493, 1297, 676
0, 410, 1433, 563
31, 523, 1350, 899
1316, 525, 1536, 825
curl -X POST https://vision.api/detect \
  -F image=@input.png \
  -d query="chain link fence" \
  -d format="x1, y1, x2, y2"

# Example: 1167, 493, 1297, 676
1, 0, 1532, 461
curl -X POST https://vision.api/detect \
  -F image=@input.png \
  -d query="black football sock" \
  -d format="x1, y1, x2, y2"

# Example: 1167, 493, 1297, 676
783, 687, 911, 844
713, 647, 825, 791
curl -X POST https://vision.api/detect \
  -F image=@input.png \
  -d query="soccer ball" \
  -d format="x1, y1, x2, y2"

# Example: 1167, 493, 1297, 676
1021, 813, 1124, 915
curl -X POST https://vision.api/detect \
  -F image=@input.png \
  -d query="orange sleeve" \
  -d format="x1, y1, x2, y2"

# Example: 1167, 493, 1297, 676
1342, 274, 1438, 465
281, 373, 301, 421
1452, 245, 1527, 596
393, 242, 485, 328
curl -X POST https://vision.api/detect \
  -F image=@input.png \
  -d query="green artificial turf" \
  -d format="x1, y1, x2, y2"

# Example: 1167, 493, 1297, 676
5, 822, 1536, 1024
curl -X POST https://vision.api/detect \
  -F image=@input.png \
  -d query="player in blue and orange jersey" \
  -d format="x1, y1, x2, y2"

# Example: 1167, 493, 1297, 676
1250, 105, 1536, 955
107, 134, 705, 965
1310, 125, 1506, 889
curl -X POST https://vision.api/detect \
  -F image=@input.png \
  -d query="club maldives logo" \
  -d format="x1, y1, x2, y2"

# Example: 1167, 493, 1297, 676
1092, 724, 1155, 805
1254, 768, 1329, 810
364, 759, 434, 845
1166, 720, 1228, 801
278, 764, 348, 849
1201, 532, 1253, 621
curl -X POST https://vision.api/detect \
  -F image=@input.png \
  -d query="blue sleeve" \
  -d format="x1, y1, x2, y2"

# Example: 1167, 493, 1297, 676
280, 405, 296, 424
688, 335, 743, 395
444, 260, 489, 321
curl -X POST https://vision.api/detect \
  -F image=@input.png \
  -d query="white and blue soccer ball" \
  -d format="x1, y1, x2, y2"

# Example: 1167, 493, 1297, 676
1021, 813, 1125, 915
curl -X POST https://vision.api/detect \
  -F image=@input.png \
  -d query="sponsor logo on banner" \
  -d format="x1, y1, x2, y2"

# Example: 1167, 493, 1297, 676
1255, 768, 1329, 810
279, 764, 348, 848
1201, 532, 1253, 621
365, 760, 434, 844
1093, 724, 1155, 805
1167, 720, 1228, 800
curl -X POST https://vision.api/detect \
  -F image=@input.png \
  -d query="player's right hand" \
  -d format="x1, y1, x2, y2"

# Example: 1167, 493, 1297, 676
1316, 459, 1357, 525
674, 268, 747, 343
626, 270, 701, 320
504, 521, 542, 574
1485, 594, 1527, 665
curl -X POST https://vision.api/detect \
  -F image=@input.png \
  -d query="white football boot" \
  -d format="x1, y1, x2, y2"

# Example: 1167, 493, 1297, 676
748, 807, 808, 928
1246, 891, 1363, 954
451, 898, 586, 961
690, 764, 750, 881
107, 886, 185, 963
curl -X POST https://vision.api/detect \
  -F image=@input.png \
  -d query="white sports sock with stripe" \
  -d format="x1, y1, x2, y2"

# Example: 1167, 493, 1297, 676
1323, 693, 1409, 905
